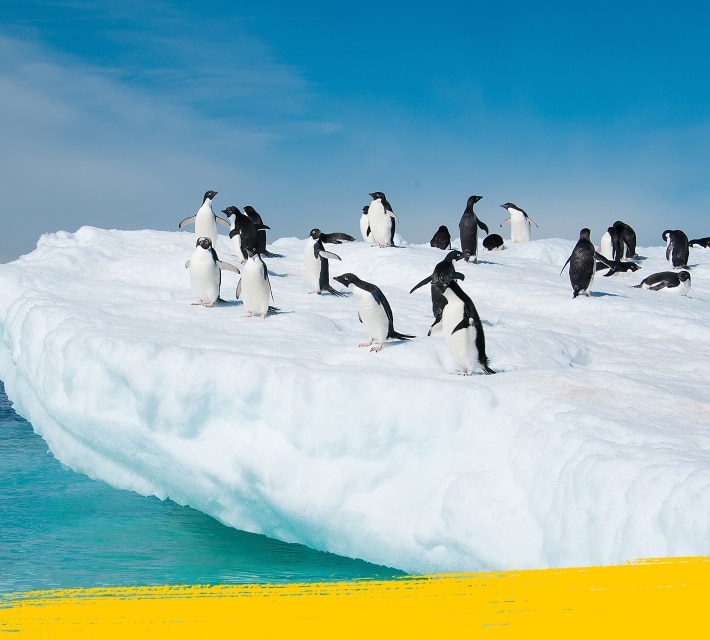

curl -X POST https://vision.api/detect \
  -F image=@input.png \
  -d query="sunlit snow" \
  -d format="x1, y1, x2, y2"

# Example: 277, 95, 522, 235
1, 225, 709, 574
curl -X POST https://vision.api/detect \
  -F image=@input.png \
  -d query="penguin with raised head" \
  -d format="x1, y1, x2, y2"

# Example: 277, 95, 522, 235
243, 205, 279, 258
459, 195, 488, 262
499, 202, 537, 243
560, 228, 606, 298
613, 220, 638, 258
237, 245, 278, 317
689, 237, 710, 248
359, 205, 372, 243
633, 270, 691, 295
409, 250, 465, 335
432, 266, 495, 375
430, 225, 452, 250
178, 190, 230, 246
663, 229, 690, 269
367, 191, 399, 247
333, 273, 414, 351
483, 234, 504, 251
184, 236, 241, 307
222, 205, 260, 263
304, 229, 355, 296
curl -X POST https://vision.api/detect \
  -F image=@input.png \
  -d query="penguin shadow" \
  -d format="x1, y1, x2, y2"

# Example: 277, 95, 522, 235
216, 299, 244, 308
587, 291, 624, 298
266, 269, 289, 278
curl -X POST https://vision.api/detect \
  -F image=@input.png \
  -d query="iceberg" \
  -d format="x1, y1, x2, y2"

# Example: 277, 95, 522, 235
1, 225, 709, 574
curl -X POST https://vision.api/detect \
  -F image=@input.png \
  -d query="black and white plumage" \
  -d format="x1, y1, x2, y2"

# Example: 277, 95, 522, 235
367, 191, 398, 247
633, 270, 691, 295
595, 259, 641, 276
429, 225, 452, 250
689, 237, 710, 248
482, 233, 504, 251
304, 229, 355, 296
663, 229, 690, 269
236, 246, 277, 317
458, 195, 488, 262
359, 205, 372, 243
184, 236, 240, 307
409, 250, 465, 336
431, 266, 495, 375
333, 273, 414, 352
560, 228, 611, 298
222, 205, 260, 263
499, 202, 537, 243
178, 190, 230, 246
243, 205, 279, 258
613, 220, 639, 258
598, 226, 624, 262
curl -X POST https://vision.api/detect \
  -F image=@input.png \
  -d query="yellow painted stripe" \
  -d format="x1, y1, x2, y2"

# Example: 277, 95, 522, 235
2, 557, 708, 637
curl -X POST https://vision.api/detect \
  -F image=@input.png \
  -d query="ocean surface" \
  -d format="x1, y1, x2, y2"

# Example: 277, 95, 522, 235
0, 381, 405, 594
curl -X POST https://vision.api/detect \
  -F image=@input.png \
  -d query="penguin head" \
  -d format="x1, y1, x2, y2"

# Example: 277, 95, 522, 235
333, 273, 359, 288
467, 195, 483, 207
196, 237, 213, 250
309, 228, 322, 240
662, 230, 672, 241
362, 205, 369, 215
244, 244, 259, 258
579, 228, 591, 241
445, 250, 464, 262
221, 205, 241, 218
203, 190, 218, 203
369, 191, 386, 201
678, 270, 691, 282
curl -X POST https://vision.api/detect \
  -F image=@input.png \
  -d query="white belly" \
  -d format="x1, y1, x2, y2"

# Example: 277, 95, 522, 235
241, 258, 270, 314
360, 214, 372, 242
509, 212, 531, 243
441, 290, 476, 372
352, 287, 389, 342
303, 239, 321, 288
598, 232, 613, 259
194, 206, 218, 245
368, 202, 392, 246
189, 252, 220, 303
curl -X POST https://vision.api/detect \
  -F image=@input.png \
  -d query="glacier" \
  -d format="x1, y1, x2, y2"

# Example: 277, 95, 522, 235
1, 225, 709, 574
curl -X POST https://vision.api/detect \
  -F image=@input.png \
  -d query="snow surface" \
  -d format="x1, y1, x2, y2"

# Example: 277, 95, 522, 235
1, 226, 710, 574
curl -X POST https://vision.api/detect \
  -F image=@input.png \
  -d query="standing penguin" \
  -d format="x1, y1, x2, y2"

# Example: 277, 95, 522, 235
367, 191, 399, 247
222, 205, 260, 263
409, 250, 465, 335
433, 267, 495, 375
243, 205, 279, 258
304, 229, 355, 296
598, 226, 624, 261
459, 195, 488, 262
429, 225, 452, 250
613, 221, 638, 258
184, 236, 241, 307
499, 202, 538, 243
663, 229, 690, 269
359, 205, 372, 243
237, 246, 277, 317
178, 190, 230, 246
333, 273, 414, 351
633, 270, 691, 295
560, 228, 599, 298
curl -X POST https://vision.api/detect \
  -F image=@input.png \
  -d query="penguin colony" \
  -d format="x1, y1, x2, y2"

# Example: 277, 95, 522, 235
179, 190, 704, 376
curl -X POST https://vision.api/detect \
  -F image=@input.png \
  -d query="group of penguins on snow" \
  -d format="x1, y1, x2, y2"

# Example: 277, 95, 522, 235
180, 190, 709, 376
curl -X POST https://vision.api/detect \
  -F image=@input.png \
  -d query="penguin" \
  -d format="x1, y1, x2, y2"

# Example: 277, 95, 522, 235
595, 259, 641, 276
430, 225, 452, 250
689, 237, 710, 248
458, 195, 488, 262
409, 250, 465, 335
499, 202, 537, 243
633, 270, 691, 295
359, 205, 372, 243
613, 220, 639, 258
598, 226, 624, 261
432, 266, 495, 375
243, 205, 279, 258
304, 229, 355, 296
333, 273, 414, 351
184, 236, 241, 307
367, 191, 399, 247
482, 233, 504, 251
222, 205, 260, 263
662, 229, 690, 269
178, 190, 230, 246
560, 228, 606, 298
237, 246, 277, 317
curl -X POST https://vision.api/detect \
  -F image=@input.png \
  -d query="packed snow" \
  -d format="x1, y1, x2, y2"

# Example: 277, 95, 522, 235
1, 225, 710, 575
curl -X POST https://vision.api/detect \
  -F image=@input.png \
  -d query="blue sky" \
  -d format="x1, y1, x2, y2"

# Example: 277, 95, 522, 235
1, 0, 708, 262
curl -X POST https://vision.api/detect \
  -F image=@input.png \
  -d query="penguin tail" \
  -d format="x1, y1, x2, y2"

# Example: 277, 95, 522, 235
390, 331, 415, 341
480, 362, 496, 375
325, 286, 347, 297
262, 250, 284, 258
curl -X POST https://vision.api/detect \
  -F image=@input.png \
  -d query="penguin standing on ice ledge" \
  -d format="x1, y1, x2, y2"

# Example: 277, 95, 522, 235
367, 191, 399, 247
458, 195, 488, 262
237, 245, 278, 317
499, 202, 537, 243
304, 229, 355, 296
185, 236, 241, 307
560, 228, 613, 298
178, 190, 230, 246
333, 273, 414, 351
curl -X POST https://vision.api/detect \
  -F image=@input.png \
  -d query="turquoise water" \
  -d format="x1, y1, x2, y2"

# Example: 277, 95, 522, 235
0, 381, 405, 593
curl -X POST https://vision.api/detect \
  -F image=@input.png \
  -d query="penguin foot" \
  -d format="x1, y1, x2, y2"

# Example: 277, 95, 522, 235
359, 339, 374, 348
370, 343, 383, 352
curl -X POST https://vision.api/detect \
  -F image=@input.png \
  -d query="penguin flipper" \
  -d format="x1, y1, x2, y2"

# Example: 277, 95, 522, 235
324, 285, 346, 297
184, 259, 191, 268
526, 214, 539, 228
217, 260, 241, 274
319, 250, 342, 261
500, 217, 511, 227
321, 232, 356, 244
178, 215, 196, 228
453, 272, 465, 281
409, 275, 433, 294
452, 317, 472, 334
649, 282, 669, 291
560, 257, 572, 275
390, 330, 415, 341
216, 217, 231, 229
477, 219, 490, 235
236, 279, 242, 299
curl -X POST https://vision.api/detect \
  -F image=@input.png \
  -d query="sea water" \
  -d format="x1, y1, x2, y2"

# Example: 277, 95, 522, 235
0, 381, 405, 593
